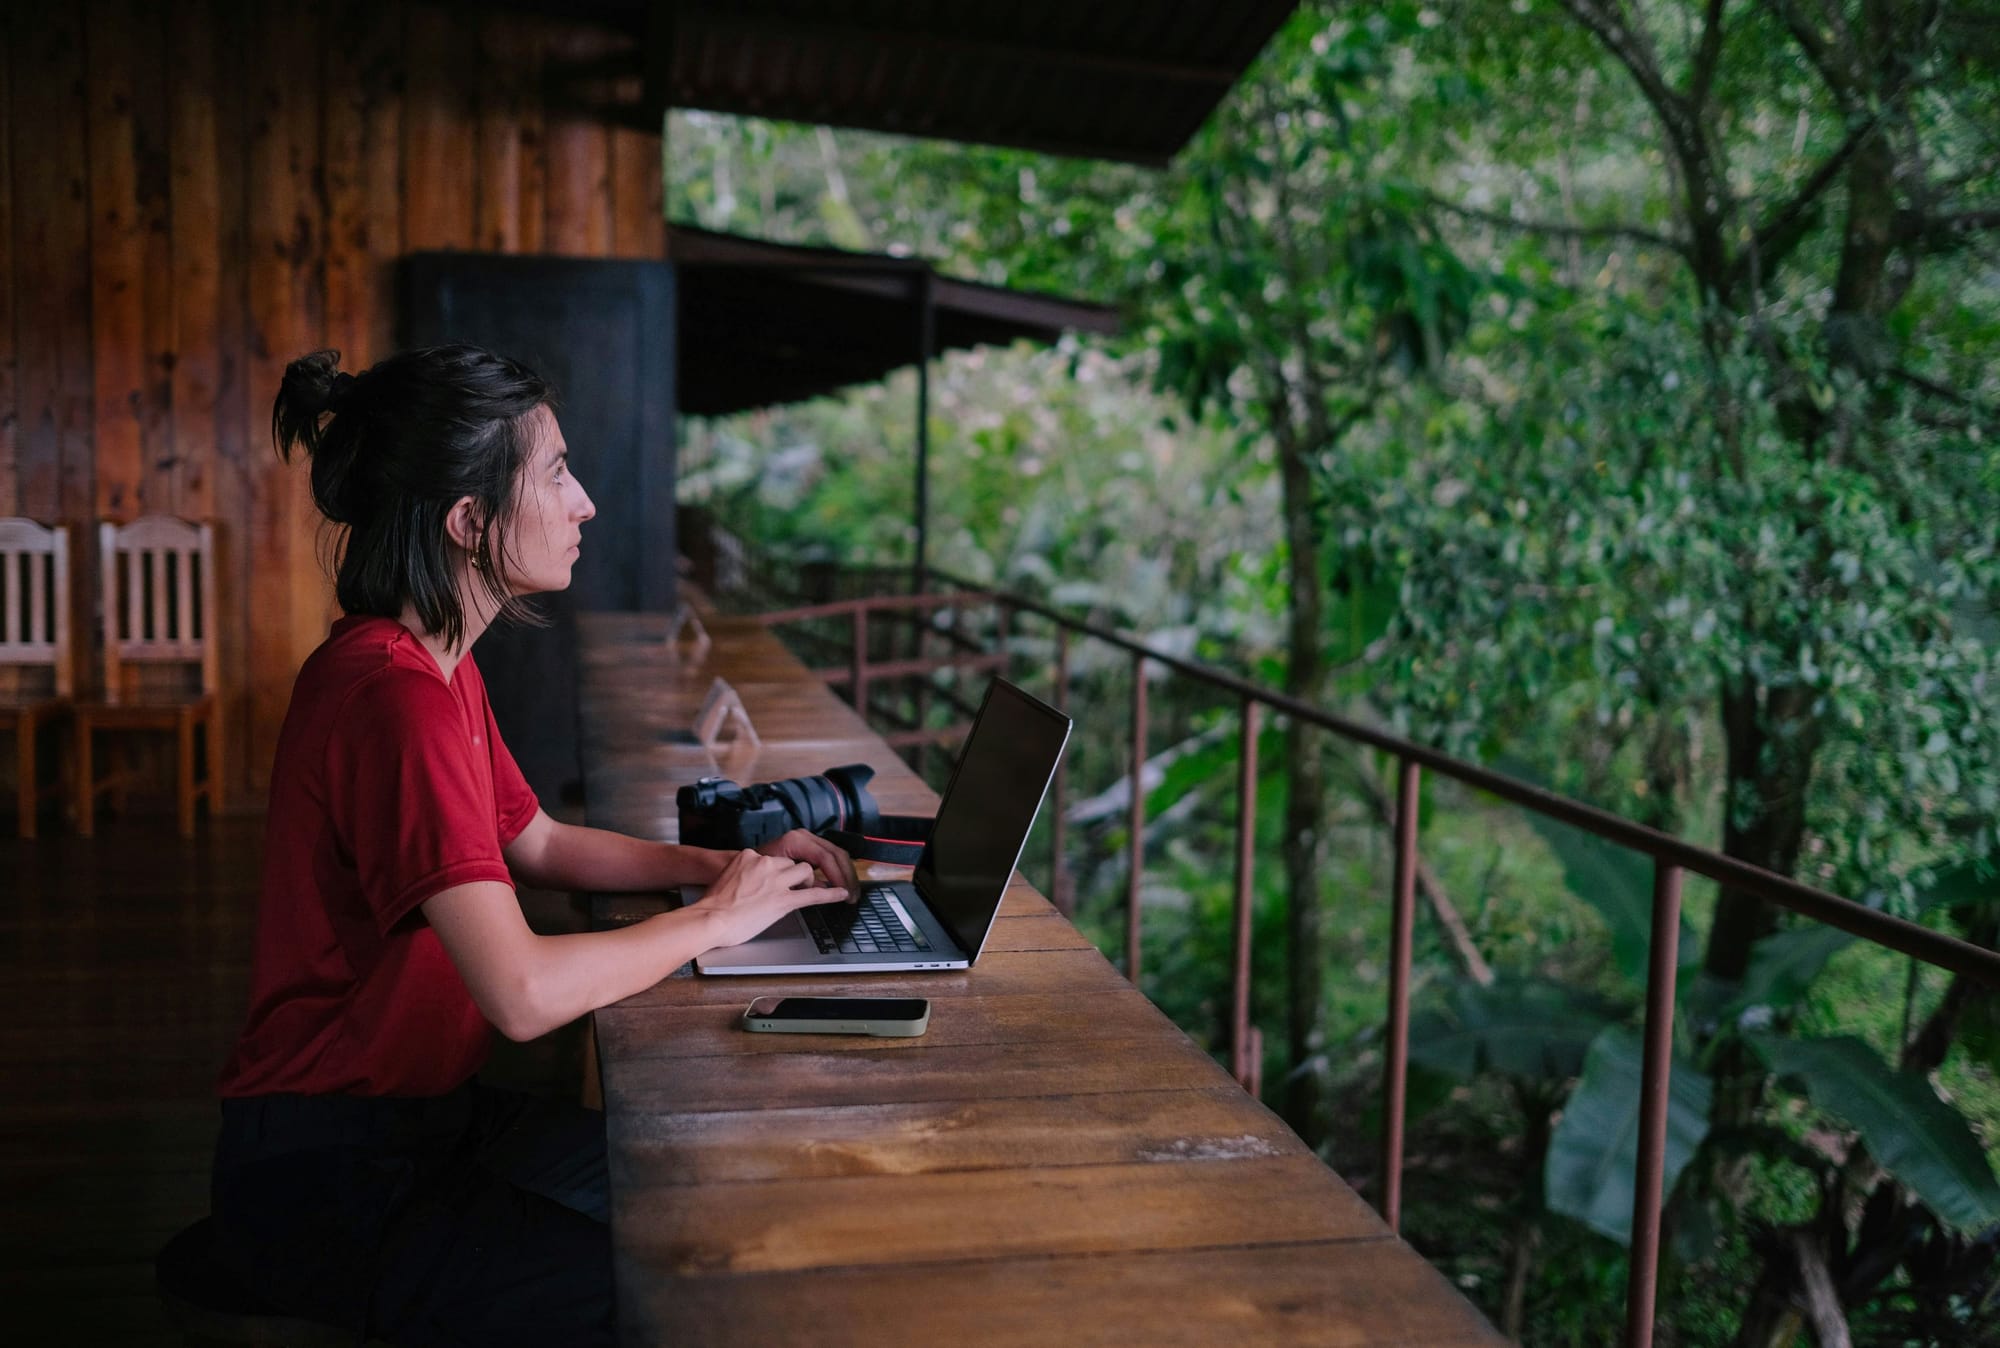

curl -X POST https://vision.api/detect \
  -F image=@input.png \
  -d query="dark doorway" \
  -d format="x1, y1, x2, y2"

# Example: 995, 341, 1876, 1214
402, 254, 678, 808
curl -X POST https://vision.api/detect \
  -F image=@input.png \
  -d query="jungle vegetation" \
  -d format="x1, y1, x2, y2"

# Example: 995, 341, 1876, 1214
668, 3, 2000, 1342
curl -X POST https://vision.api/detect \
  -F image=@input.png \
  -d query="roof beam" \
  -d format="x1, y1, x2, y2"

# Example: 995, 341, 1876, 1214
665, 5, 1244, 88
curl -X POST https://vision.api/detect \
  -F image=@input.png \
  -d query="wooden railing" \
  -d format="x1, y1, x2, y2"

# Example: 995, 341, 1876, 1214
756, 576, 2000, 1348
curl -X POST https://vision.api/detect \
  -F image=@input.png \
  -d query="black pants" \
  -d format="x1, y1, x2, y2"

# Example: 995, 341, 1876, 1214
211, 1080, 613, 1347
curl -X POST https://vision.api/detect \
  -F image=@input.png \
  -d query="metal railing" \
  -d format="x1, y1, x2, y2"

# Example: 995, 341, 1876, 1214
757, 577, 2000, 1348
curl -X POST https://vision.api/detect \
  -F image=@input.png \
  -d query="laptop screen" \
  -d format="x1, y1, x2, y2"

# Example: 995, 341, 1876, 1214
916, 679, 1073, 957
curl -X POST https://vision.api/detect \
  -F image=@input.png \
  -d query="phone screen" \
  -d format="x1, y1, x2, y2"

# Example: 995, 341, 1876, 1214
759, 997, 929, 1021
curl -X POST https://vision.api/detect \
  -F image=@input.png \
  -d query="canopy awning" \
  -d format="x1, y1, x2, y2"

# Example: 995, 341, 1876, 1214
669, 224, 1119, 417
520, 1, 1302, 167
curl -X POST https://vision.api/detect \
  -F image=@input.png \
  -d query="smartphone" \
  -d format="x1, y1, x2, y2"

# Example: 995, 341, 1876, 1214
741, 995, 932, 1037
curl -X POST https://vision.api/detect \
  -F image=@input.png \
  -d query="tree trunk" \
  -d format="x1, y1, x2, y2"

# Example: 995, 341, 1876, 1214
1704, 680, 1822, 982
1276, 419, 1328, 1146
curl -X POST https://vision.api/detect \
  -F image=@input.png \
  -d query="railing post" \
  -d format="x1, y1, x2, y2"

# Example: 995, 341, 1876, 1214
852, 605, 869, 723
1382, 757, 1420, 1232
1050, 624, 1072, 917
1230, 698, 1261, 1091
1125, 653, 1147, 985
1625, 862, 1685, 1348
912, 598, 931, 776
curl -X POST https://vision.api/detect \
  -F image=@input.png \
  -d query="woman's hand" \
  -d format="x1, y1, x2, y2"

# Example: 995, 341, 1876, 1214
755, 828, 860, 902
692, 847, 851, 951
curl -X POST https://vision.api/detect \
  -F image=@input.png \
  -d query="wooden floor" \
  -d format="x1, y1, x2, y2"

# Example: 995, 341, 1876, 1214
2, 809, 589, 1347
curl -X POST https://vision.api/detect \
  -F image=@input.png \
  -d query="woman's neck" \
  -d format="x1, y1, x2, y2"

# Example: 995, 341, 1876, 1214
399, 581, 498, 683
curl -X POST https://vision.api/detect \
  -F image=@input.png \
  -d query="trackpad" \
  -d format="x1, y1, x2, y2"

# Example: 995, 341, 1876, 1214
749, 911, 810, 943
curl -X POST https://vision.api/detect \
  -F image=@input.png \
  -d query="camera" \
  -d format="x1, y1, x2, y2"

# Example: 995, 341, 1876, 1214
677, 764, 883, 852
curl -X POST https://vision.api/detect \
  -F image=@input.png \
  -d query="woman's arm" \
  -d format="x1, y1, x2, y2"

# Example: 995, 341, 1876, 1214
504, 808, 859, 898
423, 848, 847, 1041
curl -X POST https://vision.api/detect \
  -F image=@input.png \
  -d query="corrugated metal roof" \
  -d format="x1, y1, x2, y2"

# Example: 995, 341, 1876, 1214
670, 225, 1118, 415
532, 1, 1300, 165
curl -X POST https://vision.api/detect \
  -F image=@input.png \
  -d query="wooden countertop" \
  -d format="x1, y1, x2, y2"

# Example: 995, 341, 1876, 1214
578, 609, 1504, 1347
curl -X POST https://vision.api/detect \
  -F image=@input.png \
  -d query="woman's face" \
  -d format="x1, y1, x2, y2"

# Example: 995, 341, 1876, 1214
499, 405, 595, 595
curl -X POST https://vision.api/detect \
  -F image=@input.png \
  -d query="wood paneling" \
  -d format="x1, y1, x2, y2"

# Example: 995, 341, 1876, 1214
0, 2, 666, 808
402, 2, 477, 252
1, 2, 664, 808
86, 0, 146, 522
545, 28, 616, 257
168, 0, 222, 525
245, 4, 328, 797
208, 0, 254, 811
476, 13, 529, 255
0, 8, 15, 520
324, 0, 404, 371
611, 125, 666, 259
12, 10, 96, 696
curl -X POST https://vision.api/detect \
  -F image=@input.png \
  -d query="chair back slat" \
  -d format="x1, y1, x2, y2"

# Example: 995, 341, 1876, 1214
177, 546, 197, 649
99, 517, 216, 697
3, 546, 20, 648
0, 519, 71, 696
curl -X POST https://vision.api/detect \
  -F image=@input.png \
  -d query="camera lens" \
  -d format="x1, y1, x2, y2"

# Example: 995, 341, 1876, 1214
761, 764, 878, 835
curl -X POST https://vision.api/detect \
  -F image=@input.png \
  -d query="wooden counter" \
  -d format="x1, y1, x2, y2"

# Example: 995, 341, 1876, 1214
579, 610, 1504, 1347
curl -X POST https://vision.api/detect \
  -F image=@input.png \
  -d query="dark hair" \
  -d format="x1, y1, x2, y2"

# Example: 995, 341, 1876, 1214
272, 345, 555, 650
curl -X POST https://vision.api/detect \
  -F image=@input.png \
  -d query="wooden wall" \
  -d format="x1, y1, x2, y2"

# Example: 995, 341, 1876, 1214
1, 0, 666, 807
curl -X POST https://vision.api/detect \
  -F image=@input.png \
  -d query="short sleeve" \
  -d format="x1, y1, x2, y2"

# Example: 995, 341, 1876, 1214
326, 668, 517, 934
486, 696, 540, 847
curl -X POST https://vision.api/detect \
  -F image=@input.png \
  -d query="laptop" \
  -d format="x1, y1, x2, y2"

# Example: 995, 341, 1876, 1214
693, 677, 1073, 975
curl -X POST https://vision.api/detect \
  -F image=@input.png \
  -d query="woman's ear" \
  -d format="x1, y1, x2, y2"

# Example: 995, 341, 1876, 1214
443, 497, 486, 559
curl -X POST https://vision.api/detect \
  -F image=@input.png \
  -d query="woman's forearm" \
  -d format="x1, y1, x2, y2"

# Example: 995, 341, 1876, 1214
425, 880, 729, 1041
518, 819, 728, 893
516, 905, 725, 1038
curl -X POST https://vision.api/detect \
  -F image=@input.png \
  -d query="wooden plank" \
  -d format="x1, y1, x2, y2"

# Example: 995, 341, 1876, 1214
515, 17, 548, 254
207, 0, 252, 806
616, 1155, 1386, 1275
401, 0, 476, 252
168, 0, 222, 524
612, 947, 1121, 1011
324, 0, 403, 369
9, 11, 93, 700
0, 5, 15, 519
243, 3, 325, 795
610, 122, 665, 259
543, 26, 612, 256
623, 1241, 1507, 1348
597, 985, 1187, 1063
130, 1, 176, 522
475, 11, 526, 253
86, 0, 147, 521
608, 1085, 1302, 1187
604, 1032, 1227, 1115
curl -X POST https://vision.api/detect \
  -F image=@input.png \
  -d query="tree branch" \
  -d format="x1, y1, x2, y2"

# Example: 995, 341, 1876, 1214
1425, 191, 1687, 255
1767, 0, 1866, 112
1690, 0, 1729, 109
1345, 750, 1497, 987
1895, 205, 2000, 250
1732, 110, 1883, 292
1560, 0, 1688, 140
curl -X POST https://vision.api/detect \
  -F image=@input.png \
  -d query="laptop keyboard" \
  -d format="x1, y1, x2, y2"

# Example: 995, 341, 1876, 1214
803, 886, 932, 955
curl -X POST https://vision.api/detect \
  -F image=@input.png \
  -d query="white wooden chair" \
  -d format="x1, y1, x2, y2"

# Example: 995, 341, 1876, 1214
74, 517, 219, 838
0, 518, 73, 838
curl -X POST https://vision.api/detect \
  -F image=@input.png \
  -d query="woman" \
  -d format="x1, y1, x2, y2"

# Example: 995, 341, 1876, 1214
211, 345, 857, 1346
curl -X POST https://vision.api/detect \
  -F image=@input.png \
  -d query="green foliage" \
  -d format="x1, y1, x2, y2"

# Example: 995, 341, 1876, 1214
1751, 1034, 2000, 1234
1408, 978, 1618, 1081
666, 0, 2000, 1337
1506, 793, 1699, 986
1546, 1028, 1714, 1244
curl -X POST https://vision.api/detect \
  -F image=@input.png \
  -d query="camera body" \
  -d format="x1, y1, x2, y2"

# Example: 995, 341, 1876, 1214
677, 763, 881, 852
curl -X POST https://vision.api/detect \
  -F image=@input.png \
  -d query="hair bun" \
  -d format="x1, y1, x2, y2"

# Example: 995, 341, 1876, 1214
271, 350, 366, 524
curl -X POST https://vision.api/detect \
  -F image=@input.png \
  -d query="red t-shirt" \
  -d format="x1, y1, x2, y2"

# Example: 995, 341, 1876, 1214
218, 615, 540, 1099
